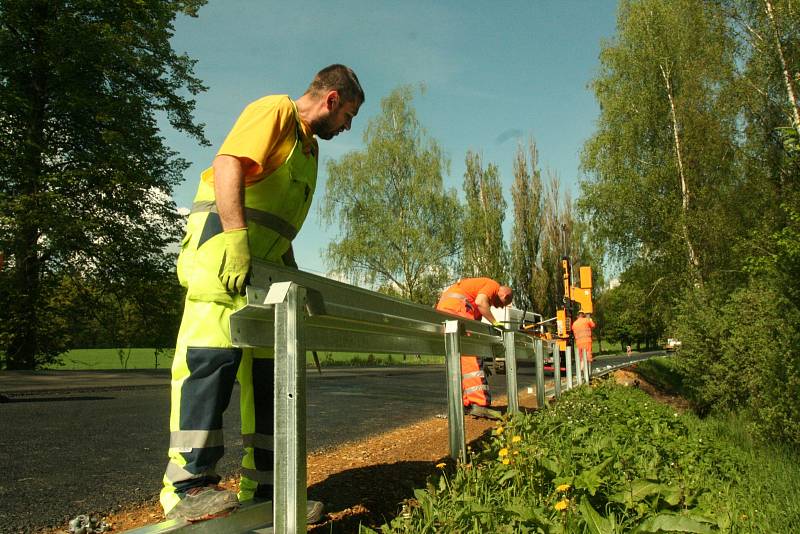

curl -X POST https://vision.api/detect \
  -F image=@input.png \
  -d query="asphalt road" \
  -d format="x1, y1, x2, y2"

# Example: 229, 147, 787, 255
0, 353, 655, 533
0, 366, 501, 532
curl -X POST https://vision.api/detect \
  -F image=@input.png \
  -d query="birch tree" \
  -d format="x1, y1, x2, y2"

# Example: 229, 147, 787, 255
320, 85, 461, 304
580, 0, 739, 290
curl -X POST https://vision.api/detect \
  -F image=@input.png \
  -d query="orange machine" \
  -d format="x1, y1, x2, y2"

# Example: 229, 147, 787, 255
520, 257, 593, 367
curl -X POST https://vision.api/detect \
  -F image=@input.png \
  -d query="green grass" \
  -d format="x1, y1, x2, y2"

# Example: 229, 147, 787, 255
47, 348, 176, 370
44, 348, 444, 370
371, 380, 800, 533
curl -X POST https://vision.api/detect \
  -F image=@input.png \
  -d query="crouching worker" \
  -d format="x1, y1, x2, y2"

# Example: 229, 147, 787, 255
160, 65, 363, 523
435, 278, 513, 419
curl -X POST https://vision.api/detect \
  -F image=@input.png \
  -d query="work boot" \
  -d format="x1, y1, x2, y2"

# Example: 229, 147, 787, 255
165, 484, 239, 522
466, 405, 502, 420
243, 485, 325, 524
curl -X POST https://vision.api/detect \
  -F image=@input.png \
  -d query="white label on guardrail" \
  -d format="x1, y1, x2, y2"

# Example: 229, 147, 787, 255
445, 320, 460, 334
264, 281, 293, 304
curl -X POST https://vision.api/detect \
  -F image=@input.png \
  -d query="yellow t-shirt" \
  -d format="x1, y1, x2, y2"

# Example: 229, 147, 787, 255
200, 94, 318, 187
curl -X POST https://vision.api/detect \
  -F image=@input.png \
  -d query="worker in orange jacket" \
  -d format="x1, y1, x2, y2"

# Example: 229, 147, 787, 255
435, 278, 513, 418
571, 311, 596, 366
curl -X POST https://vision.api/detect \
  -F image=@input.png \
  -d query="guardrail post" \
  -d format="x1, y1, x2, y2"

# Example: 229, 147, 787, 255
581, 348, 590, 383
269, 282, 307, 534
503, 330, 519, 414
565, 345, 573, 390
574, 345, 583, 386
444, 320, 467, 462
534, 338, 545, 408
552, 342, 561, 398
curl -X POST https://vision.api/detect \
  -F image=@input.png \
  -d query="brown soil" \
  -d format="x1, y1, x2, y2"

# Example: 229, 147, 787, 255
611, 368, 691, 412
42, 371, 687, 533
39, 390, 541, 534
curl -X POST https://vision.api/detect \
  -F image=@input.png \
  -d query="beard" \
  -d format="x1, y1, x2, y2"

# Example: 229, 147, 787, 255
312, 113, 339, 140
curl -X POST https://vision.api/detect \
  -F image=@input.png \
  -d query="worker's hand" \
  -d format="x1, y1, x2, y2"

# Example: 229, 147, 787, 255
219, 228, 251, 296
491, 320, 505, 332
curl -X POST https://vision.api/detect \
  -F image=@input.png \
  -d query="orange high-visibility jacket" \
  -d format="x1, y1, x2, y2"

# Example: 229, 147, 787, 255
572, 316, 595, 347
435, 278, 502, 321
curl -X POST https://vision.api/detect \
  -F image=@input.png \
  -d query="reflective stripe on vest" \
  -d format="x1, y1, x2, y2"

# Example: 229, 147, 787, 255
442, 292, 468, 300
464, 384, 489, 394
190, 200, 298, 242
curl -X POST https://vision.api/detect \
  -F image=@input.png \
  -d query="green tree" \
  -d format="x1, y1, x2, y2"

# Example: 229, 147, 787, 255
509, 139, 544, 312
580, 0, 740, 289
0, 0, 207, 369
320, 85, 461, 304
460, 150, 508, 282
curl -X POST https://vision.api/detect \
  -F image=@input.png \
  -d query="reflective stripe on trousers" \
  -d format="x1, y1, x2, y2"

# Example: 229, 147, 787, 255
461, 355, 491, 407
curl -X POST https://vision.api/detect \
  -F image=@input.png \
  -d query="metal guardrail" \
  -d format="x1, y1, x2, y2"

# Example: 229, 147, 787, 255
131, 260, 591, 534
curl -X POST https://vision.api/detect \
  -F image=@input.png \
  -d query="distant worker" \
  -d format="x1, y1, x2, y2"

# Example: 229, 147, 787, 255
160, 65, 364, 523
572, 311, 596, 371
626, 344, 632, 357
435, 278, 513, 418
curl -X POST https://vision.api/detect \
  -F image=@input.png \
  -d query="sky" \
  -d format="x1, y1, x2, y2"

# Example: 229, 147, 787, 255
161, 0, 619, 275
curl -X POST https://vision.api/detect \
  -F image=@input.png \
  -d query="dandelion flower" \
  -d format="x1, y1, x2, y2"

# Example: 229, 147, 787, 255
554, 499, 569, 511
556, 483, 571, 493
436, 462, 446, 469
498, 448, 509, 457
512, 435, 522, 443
495, 426, 504, 435
502, 458, 510, 465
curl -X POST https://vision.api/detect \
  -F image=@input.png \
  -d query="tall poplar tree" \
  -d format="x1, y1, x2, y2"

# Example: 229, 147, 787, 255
320, 85, 461, 304
0, 0, 208, 368
509, 139, 543, 312
460, 150, 508, 282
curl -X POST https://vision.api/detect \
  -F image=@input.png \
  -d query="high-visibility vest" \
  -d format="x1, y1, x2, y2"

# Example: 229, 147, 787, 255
176, 104, 317, 303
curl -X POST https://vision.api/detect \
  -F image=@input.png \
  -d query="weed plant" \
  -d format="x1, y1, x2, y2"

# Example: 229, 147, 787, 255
372, 380, 797, 533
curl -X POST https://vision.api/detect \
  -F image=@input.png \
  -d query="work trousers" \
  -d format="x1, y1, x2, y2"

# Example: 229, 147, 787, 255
435, 297, 492, 407
577, 342, 593, 363
160, 295, 274, 515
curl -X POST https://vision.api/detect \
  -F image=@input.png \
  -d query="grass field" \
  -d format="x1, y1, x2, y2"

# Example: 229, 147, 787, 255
45, 348, 445, 370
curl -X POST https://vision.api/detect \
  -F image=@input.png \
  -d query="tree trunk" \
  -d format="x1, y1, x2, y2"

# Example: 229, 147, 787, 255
6, 3, 48, 369
660, 63, 702, 281
764, 0, 800, 137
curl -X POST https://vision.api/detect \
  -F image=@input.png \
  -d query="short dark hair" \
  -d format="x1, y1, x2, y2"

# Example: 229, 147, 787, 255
306, 64, 364, 105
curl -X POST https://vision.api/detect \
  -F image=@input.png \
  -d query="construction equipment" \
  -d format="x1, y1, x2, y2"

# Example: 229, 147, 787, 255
518, 256, 594, 375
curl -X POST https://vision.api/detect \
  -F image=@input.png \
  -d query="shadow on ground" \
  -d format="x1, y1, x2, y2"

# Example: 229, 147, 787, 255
308, 427, 496, 533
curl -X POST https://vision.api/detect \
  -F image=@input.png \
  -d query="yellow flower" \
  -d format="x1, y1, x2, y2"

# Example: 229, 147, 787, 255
498, 448, 509, 457
556, 483, 571, 493
502, 458, 510, 465
554, 498, 569, 511
435, 462, 446, 469
512, 435, 522, 443
495, 426, 504, 435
